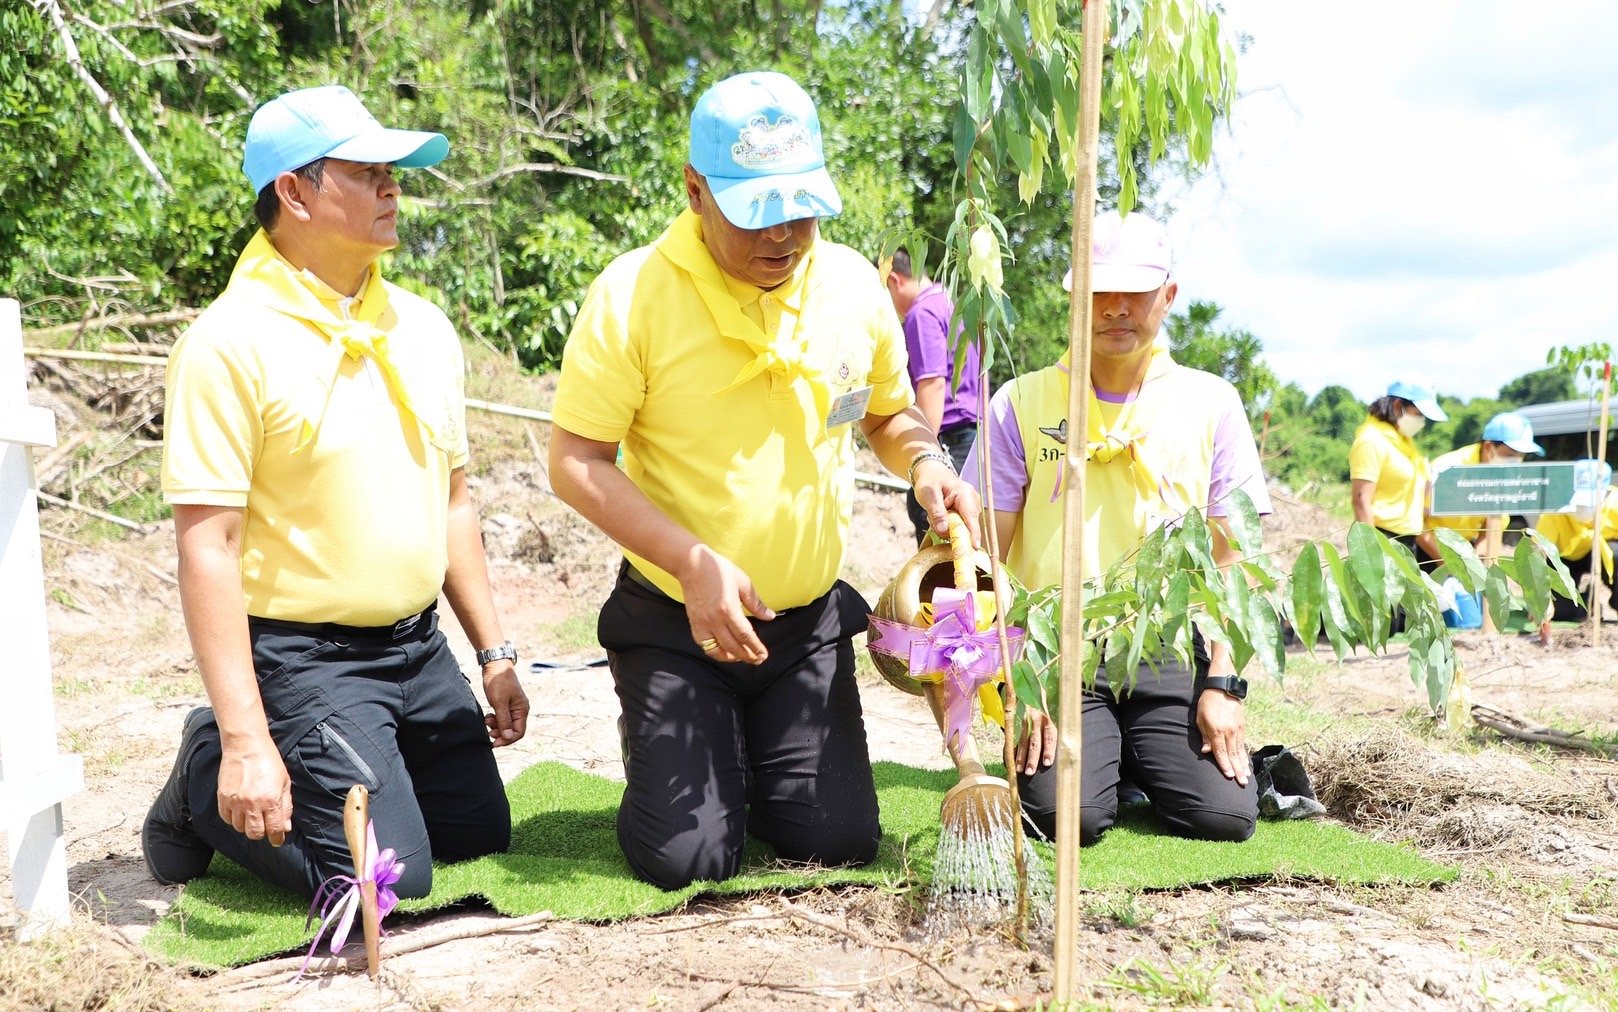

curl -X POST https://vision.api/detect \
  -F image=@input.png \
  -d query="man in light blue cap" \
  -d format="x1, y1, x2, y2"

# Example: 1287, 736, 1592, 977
145, 85, 528, 899
549, 71, 981, 889
1430, 411, 1544, 548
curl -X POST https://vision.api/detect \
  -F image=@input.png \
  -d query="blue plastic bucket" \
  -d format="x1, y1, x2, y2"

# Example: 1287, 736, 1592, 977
1454, 591, 1483, 629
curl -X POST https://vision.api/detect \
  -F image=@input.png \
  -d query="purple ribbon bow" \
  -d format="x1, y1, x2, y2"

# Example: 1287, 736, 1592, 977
868, 588, 1024, 750
295, 820, 404, 980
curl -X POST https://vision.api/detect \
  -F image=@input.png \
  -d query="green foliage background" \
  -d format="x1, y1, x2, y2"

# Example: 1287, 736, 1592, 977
5, 0, 1573, 497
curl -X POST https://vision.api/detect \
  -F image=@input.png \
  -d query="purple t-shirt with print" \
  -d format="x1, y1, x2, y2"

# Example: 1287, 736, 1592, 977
904, 284, 982, 432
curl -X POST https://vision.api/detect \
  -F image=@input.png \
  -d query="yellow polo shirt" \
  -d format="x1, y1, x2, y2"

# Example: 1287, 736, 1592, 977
1537, 487, 1618, 576
1348, 416, 1428, 536
554, 210, 911, 609
162, 236, 468, 626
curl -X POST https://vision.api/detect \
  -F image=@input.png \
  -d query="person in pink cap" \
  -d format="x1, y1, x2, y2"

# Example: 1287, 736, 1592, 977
145, 85, 527, 899
962, 210, 1269, 845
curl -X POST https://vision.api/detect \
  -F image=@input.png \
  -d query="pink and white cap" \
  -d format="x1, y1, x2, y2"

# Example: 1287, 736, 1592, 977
1062, 211, 1173, 294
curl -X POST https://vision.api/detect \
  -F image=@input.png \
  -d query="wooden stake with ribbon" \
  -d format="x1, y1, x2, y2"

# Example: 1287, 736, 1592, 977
342, 785, 383, 980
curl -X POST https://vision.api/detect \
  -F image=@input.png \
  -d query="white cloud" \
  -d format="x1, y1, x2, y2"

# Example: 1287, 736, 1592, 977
1163, 0, 1618, 405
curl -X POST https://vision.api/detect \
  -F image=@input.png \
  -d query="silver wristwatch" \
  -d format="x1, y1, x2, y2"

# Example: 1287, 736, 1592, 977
475, 641, 518, 667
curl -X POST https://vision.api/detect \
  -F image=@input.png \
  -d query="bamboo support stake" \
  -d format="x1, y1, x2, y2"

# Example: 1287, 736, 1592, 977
1589, 361, 1611, 646
1481, 515, 1501, 636
1054, 0, 1108, 1000
342, 785, 383, 980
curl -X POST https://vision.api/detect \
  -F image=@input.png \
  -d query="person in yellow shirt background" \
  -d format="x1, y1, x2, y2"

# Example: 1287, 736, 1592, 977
1348, 378, 1449, 565
1538, 459, 1618, 622
1428, 411, 1544, 549
549, 71, 980, 890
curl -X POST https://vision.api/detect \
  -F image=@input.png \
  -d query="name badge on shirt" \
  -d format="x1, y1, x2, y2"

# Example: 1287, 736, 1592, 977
826, 385, 872, 430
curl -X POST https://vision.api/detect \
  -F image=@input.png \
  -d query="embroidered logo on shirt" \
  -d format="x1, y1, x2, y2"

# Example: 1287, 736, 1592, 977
732, 115, 812, 169
1039, 419, 1069, 445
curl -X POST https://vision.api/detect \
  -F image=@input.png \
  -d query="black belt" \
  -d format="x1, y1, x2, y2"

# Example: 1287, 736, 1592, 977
622, 562, 669, 597
248, 604, 436, 641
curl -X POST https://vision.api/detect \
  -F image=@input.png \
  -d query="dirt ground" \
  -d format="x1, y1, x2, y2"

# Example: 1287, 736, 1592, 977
10, 381, 1618, 1010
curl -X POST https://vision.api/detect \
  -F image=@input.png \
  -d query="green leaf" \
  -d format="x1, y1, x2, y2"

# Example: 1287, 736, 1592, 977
1220, 488, 1261, 555
951, 101, 976, 176
1433, 526, 1487, 592
1011, 658, 1047, 716
1483, 565, 1513, 628
964, 28, 991, 123
1522, 528, 1580, 601
1289, 542, 1322, 650
1320, 543, 1362, 628
1514, 534, 1551, 619
1246, 592, 1284, 678
1027, 602, 1059, 656
1346, 523, 1388, 613
1163, 571, 1192, 657
1180, 507, 1213, 574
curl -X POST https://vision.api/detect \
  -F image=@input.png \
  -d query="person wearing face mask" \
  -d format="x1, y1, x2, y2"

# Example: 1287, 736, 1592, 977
1427, 411, 1543, 550
1348, 379, 1448, 565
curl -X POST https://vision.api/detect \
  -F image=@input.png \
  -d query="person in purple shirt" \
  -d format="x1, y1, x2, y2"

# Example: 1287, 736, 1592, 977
885, 248, 982, 544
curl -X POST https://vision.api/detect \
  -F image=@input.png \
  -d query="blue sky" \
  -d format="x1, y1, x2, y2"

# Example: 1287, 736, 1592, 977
1161, 0, 1618, 404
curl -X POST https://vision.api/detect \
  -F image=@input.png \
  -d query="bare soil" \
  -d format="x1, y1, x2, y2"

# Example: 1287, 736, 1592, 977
10, 368, 1618, 1010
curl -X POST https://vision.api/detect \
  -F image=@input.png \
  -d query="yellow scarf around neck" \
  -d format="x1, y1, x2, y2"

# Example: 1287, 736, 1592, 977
1050, 343, 1176, 504
226, 230, 438, 452
653, 210, 832, 421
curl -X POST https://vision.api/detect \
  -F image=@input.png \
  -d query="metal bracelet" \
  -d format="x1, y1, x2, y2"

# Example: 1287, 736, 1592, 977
907, 449, 957, 486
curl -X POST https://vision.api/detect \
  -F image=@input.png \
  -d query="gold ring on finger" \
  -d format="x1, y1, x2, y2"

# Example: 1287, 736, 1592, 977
699, 638, 719, 652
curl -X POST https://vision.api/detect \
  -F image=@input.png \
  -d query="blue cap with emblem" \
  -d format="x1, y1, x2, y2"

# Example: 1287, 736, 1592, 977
689, 71, 842, 230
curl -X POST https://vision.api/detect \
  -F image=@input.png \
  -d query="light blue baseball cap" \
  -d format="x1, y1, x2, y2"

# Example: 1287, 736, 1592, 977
689, 71, 842, 229
242, 85, 449, 194
1481, 411, 1543, 454
1385, 378, 1448, 421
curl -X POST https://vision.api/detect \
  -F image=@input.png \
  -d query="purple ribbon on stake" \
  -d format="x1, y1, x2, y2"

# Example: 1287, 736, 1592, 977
295, 820, 404, 980
868, 588, 1024, 750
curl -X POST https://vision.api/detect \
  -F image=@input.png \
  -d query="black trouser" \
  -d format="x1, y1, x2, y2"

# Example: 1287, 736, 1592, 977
1018, 653, 1257, 846
598, 566, 881, 890
906, 422, 978, 545
184, 607, 510, 899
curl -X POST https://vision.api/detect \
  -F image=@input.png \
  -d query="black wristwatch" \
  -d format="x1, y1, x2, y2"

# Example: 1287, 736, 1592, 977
1203, 674, 1248, 701
475, 641, 518, 668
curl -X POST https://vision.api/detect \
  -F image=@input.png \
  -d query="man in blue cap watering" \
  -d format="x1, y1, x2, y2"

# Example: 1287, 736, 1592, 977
550, 71, 981, 889
145, 86, 528, 898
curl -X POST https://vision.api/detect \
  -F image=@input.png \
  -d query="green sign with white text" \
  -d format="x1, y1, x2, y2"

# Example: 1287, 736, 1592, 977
1430, 462, 1577, 516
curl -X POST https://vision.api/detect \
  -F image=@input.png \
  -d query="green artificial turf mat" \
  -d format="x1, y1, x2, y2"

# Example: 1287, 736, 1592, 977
147, 760, 1452, 968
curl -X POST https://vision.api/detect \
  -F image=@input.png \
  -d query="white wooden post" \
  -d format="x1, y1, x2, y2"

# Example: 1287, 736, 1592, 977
0, 297, 84, 939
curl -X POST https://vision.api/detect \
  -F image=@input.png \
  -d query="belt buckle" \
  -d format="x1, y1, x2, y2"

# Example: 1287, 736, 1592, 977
389, 611, 421, 639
